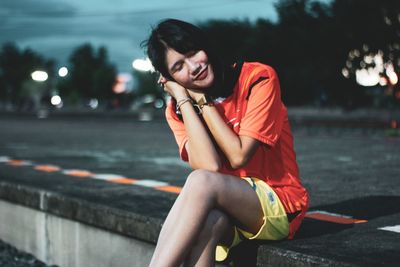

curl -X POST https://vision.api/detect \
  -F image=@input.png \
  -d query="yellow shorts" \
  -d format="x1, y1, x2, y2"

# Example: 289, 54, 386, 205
216, 177, 289, 262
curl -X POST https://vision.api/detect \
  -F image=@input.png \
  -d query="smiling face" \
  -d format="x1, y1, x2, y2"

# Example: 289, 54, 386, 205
165, 48, 215, 90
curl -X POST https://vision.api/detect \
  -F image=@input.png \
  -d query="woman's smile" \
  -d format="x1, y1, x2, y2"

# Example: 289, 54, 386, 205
194, 65, 209, 81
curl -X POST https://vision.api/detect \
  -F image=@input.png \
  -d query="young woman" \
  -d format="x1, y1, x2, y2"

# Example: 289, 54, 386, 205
145, 19, 309, 267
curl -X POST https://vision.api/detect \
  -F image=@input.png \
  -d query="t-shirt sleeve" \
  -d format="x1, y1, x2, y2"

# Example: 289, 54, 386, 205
165, 103, 189, 161
239, 66, 285, 147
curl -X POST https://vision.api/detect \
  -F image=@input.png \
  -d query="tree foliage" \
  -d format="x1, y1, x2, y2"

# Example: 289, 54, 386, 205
0, 43, 54, 107
201, 0, 400, 107
58, 44, 116, 104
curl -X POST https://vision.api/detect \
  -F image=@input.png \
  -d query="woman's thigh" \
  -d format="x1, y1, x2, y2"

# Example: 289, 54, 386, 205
184, 170, 264, 235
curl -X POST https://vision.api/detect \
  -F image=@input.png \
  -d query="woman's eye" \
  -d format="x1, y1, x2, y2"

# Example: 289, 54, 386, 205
172, 63, 183, 73
176, 63, 183, 71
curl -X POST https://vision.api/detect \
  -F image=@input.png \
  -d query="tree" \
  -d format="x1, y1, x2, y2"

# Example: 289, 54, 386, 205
196, 0, 400, 107
132, 70, 160, 98
200, 19, 256, 64
0, 43, 54, 109
58, 44, 116, 105
333, 0, 400, 107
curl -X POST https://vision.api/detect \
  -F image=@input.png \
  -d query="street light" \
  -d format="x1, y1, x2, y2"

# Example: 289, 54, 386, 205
31, 70, 48, 82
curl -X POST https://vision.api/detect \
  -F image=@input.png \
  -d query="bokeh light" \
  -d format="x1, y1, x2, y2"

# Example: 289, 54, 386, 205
132, 58, 154, 72
58, 67, 68, 77
31, 70, 48, 82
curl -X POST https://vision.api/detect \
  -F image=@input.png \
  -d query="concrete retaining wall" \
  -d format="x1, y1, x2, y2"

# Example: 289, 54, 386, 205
0, 199, 154, 267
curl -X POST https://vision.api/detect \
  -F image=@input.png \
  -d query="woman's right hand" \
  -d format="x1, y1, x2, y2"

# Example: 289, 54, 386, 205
158, 75, 188, 101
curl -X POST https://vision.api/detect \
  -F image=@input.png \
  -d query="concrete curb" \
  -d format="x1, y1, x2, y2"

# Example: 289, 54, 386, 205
257, 245, 357, 267
0, 180, 364, 267
0, 181, 162, 244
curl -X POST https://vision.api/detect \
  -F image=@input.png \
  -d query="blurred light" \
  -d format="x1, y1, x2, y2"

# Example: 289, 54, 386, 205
386, 64, 398, 85
58, 67, 68, 77
356, 68, 380, 86
113, 82, 125, 94
364, 55, 373, 64
89, 98, 98, 109
143, 94, 155, 104
391, 120, 398, 129
113, 73, 132, 94
342, 68, 350, 78
352, 52, 393, 87
51, 95, 62, 106
51, 95, 63, 108
132, 58, 154, 72
379, 77, 388, 86
119, 73, 132, 82
154, 99, 164, 109
375, 55, 384, 72
384, 16, 392, 25
138, 111, 153, 121
353, 49, 360, 57
362, 44, 369, 52
31, 70, 48, 82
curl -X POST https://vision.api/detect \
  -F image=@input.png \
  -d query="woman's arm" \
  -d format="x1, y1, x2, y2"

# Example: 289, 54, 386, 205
164, 81, 221, 171
188, 90, 262, 170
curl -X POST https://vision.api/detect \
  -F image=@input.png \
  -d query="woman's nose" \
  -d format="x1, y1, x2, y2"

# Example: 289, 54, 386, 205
186, 59, 201, 75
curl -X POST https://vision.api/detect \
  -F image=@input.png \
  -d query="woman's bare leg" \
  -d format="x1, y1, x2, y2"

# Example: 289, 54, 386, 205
183, 209, 234, 267
149, 169, 263, 267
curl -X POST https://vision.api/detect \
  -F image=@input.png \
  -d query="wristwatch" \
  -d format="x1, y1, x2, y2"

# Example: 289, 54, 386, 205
196, 94, 214, 109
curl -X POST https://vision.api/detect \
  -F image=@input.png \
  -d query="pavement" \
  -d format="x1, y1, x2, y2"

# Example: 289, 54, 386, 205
0, 239, 55, 267
0, 111, 399, 266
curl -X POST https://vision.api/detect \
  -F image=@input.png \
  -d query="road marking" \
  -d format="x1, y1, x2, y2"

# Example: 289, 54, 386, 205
92, 174, 126, 180
6, 160, 33, 166
62, 169, 94, 177
134, 179, 169, 187
34, 165, 61, 172
305, 210, 367, 224
156, 185, 182, 194
1, 156, 180, 194
0, 156, 11, 162
109, 178, 137, 184
378, 225, 400, 233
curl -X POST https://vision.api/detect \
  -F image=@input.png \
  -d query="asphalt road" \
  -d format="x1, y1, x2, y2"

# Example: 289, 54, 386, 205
0, 114, 399, 266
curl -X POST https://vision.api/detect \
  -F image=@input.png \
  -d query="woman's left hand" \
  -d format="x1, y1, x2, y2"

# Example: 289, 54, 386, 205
186, 88, 205, 103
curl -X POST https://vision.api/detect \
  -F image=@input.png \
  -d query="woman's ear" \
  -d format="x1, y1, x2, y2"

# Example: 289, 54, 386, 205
158, 74, 168, 85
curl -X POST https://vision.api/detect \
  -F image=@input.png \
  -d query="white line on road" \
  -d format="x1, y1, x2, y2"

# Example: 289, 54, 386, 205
378, 225, 400, 233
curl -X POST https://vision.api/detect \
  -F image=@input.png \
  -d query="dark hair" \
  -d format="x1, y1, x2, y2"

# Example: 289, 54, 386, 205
144, 19, 222, 81
143, 19, 241, 98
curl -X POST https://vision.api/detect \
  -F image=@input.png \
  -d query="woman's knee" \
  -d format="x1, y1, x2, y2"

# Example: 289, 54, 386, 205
183, 169, 220, 197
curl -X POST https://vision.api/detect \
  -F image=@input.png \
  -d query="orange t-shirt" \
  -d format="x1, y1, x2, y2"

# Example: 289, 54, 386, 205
166, 62, 309, 238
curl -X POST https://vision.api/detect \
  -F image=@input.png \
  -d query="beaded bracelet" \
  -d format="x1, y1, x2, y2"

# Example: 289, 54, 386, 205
176, 97, 193, 113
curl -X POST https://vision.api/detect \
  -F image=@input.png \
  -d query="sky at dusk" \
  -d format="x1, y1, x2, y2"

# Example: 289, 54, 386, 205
0, 0, 329, 73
